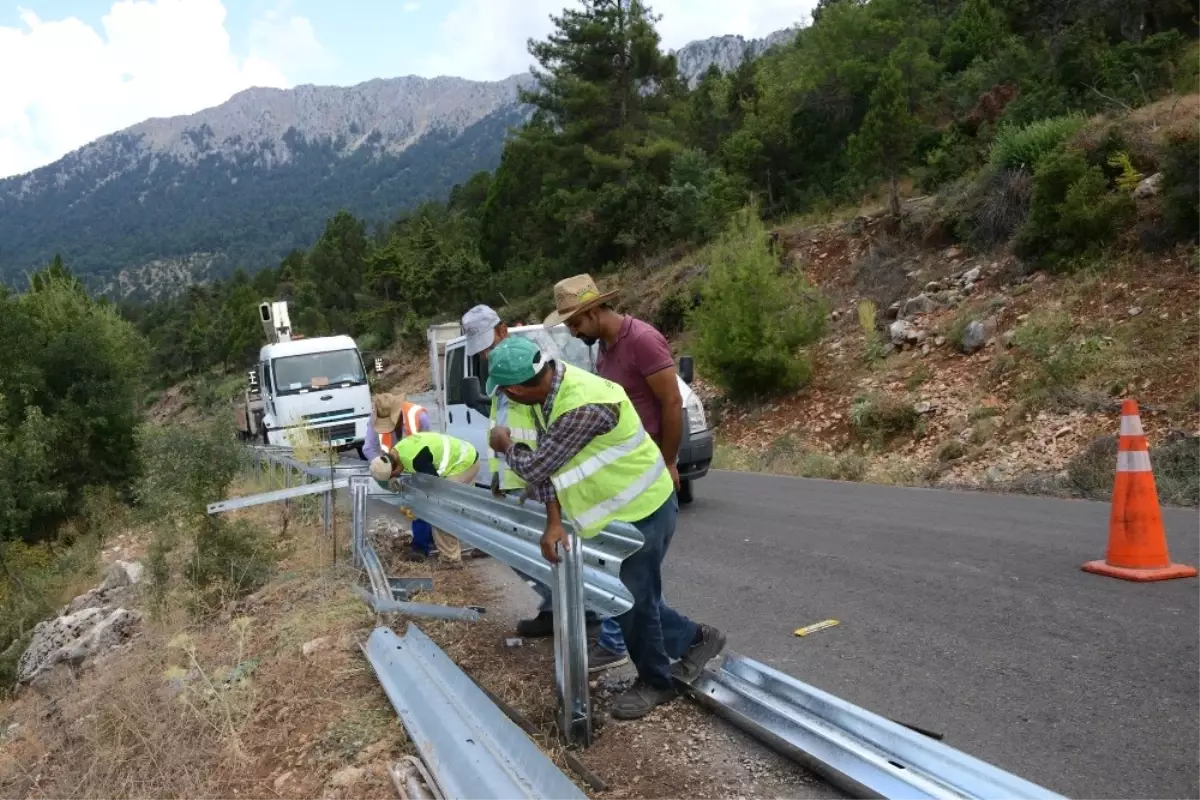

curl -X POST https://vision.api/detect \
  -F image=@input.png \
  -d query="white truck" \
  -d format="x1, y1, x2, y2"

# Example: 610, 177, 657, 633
235, 301, 372, 456
423, 322, 713, 503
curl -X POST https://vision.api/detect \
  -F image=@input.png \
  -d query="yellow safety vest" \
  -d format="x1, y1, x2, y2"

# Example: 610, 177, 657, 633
490, 394, 539, 491
533, 364, 672, 537
391, 432, 477, 478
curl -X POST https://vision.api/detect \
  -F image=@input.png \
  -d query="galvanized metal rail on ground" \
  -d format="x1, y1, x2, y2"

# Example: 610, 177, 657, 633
365, 624, 587, 800
680, 651, 1065, 800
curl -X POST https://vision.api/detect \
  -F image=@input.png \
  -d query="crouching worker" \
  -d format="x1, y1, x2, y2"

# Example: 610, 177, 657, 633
486, 336, 725, 719
369, 432, 479, 563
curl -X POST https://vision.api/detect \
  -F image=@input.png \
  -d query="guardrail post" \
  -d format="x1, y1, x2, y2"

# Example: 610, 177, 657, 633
350, 475, 369, 569
552, 530, 591, 746
322, 484, 333, 537
283, 462, 292, 511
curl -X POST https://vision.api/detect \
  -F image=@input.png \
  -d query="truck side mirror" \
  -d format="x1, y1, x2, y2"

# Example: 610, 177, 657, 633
678, 356, 694, 385
462, 376, 491, 416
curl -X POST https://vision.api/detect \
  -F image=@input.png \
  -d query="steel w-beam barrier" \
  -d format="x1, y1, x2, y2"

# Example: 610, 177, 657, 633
379, 473, 643, 618
206, 478, 350, 515
365, 625, 586, 800
681, 652, 1065, 800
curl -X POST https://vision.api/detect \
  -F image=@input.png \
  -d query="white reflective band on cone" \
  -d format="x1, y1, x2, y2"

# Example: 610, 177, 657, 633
1117, 450, 1152, 472
1119, 415, 1145, 436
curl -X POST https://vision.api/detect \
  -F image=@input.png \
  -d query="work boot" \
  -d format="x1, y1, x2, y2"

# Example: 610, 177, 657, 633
587, 643, 629, 674
671, 623, 726, 683
610, 680, 677, 720
516, 610, 602, 638
515, 610, 554, 637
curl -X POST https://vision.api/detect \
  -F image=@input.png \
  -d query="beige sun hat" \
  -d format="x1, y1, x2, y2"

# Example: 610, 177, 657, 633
371, 393, 407, 434
542, 274, 619, 327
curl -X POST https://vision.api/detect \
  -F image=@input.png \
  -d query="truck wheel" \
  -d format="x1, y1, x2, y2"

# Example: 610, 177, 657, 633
678, 478, 694, 505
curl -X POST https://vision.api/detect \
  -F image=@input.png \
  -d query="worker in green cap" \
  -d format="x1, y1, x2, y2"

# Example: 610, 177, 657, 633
370, 431, 479, 563
486, 335, 725, 720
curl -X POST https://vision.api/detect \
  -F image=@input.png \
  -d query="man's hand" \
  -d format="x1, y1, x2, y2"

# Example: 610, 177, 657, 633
666, 461, 681, 493
489, 425, 512, 454
540, 520, 569, 564
490, 471, 504, 499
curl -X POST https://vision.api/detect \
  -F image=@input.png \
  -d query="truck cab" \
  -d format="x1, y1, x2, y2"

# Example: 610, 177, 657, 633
257, 335, 372, 451
426, 323, 713, 503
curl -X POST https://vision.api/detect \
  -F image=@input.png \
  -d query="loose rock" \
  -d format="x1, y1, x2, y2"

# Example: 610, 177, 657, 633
301, 637, 330, 658
1133, 172, 1162, 199
960, 320, 991, 354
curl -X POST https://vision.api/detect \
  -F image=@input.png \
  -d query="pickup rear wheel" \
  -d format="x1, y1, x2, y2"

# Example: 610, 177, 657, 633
678, 478, 694, 505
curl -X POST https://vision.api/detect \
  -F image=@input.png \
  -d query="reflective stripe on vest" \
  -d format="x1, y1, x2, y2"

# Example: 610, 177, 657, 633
402, 402, 425, 436
489, 395, 538, 491
536, 364, 672, 537
392, 432, 477, 478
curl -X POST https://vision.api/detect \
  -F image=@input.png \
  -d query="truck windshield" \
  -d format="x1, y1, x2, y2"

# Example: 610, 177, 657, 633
517, 326, 596, 373
272, 349, 365, 394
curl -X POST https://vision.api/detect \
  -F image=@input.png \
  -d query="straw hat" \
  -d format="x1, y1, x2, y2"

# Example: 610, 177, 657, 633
542, 274, 619, 327
371, 393, 407, 434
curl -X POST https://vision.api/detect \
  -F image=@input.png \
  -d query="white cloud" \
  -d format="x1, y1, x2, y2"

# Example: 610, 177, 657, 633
402, 2, 420, 12
0, 0, 328, 179
421, 0, 815, 81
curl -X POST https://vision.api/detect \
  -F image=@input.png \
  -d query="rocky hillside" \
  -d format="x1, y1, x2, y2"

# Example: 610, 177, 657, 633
0, 28, 794, 298
672, 28, 799, 86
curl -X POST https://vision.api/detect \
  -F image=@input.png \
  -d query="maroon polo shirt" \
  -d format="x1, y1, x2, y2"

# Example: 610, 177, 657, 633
596, 315, 675, 442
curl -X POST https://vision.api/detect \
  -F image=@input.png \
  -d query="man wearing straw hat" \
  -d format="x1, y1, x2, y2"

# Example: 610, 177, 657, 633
487, 336, 725, 719
543, 274, 684, 498
363, 393, 449, 562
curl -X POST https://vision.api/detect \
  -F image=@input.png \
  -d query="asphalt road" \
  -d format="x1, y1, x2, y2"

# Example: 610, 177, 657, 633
664, 471, 1200, 799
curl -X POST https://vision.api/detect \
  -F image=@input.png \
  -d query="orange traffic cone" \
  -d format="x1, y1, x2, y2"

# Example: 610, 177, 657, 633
1082, 399, 1198, 582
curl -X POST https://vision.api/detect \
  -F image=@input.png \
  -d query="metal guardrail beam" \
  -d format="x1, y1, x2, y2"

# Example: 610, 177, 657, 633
681, 651, 1065, 800
354, 587, 482, 622
206, 478, 350, 515
365, 625, 587, 800
380, 473, 643, 618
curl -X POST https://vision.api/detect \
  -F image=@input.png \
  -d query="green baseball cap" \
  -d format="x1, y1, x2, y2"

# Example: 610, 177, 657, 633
485, 336, 547, 396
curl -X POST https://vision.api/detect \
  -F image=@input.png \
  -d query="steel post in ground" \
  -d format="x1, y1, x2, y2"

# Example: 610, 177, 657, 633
552, 531, 591, 746
350, 475, 369, 569
283, 462, 292, 511
323, 486, 333, 537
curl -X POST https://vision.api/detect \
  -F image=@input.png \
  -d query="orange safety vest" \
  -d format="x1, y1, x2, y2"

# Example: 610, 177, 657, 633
378, 402, 426, 450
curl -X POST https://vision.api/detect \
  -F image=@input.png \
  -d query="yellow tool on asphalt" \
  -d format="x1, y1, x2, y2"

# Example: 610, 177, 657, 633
794, 619, 839, 637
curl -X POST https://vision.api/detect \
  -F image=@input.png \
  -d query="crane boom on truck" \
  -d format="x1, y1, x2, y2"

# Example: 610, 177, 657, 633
234, 301, 372, 458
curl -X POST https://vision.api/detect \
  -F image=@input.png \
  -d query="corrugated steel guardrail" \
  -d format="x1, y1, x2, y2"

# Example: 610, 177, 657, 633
681, 651, 1065, 800
365, 624, 586, 800
380, 472, 643, 618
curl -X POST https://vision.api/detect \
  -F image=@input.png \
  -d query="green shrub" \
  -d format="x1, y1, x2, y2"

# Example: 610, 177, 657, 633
763, 435, 867, 481
989, 114, 1086, 172
1014, 149, 1133, 268
849, 393, 920, 443
691, 205, 829, 400
1160, 129, 1199, 242
935, 438, 967, 462
136, 420, 272, 608
1066, 433, 1200, 507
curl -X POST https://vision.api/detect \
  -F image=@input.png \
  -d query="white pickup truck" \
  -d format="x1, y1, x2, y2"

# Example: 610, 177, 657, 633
422, 322, 713, 503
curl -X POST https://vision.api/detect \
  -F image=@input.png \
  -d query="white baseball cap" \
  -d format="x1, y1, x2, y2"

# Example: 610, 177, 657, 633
462, 304, 502, 356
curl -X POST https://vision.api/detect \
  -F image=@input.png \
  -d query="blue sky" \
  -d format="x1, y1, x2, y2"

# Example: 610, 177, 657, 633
0, 0, 814, 178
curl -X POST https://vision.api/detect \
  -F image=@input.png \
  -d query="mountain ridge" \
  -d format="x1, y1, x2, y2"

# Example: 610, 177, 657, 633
0, 28, 797, 297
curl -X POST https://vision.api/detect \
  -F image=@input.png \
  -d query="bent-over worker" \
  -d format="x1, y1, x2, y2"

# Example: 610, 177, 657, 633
486, 336, 725, 719
369, 431, 479, 563
364, 393, 437, 561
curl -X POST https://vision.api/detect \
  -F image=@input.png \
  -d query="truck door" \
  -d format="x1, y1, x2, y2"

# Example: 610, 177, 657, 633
443, 342, 490, 487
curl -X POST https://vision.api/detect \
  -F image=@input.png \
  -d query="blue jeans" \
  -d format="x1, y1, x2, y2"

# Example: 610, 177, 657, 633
514, 568, 628, 655
614, 494, 697, 689
411, 519, 433, 555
